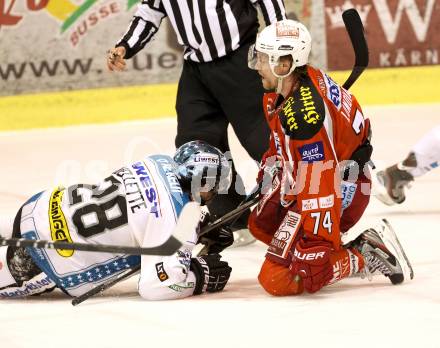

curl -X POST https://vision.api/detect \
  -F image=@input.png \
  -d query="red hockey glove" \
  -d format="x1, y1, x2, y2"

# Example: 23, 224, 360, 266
290, 238, 333, 293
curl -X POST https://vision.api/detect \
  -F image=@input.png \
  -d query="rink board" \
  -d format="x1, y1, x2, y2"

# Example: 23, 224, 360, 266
1, 65, 439, 131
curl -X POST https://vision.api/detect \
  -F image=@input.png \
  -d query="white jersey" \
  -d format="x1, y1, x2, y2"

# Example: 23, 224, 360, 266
19, 155, 199, 300
407, 124, 440, 177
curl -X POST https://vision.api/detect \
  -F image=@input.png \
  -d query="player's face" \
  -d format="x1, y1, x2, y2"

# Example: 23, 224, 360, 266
255, 53, 278, 90
199, 190, 216, 204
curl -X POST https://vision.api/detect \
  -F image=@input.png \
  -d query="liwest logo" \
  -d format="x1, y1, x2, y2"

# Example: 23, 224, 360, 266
49, 187, 74, 257
132, 161, 160, 218
192, 154, 219, 164
0, 0, 140, 46
298, 141, 325, 163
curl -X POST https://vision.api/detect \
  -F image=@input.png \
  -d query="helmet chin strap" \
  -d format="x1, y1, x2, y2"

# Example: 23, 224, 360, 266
276, 76, 284, 94
271, 61, 296, 95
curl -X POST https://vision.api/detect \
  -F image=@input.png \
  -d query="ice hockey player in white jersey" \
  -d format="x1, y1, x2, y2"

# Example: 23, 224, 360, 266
0, 141, 233, 300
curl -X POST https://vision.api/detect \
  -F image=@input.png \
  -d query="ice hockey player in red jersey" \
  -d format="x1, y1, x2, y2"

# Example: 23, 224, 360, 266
247, 19, 413, 296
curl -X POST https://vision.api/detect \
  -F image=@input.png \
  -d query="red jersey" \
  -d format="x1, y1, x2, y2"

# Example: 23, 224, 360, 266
255, 66, 371, 251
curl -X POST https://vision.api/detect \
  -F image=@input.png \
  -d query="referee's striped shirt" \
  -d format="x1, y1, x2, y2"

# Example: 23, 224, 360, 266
117, 0, 286, 62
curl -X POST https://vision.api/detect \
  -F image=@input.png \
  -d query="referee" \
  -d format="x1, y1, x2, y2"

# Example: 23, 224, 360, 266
107, 0, 286, 239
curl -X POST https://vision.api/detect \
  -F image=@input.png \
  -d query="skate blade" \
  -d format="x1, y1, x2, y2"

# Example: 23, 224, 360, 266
376, 219, 414, 281
372, 171, 398, 206
376, 192, 398, 206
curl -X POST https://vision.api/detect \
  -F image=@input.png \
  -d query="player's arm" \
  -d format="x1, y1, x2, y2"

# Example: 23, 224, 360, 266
258, 132, 281, 186
137, 218, 231, 300
138, 251, 231, 301
248, 130, 285, 245
252, 0, 286, 25
107, 0, 167, 71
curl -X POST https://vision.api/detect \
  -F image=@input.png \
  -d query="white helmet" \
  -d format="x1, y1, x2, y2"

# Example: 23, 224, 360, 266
248, 19, 312, 78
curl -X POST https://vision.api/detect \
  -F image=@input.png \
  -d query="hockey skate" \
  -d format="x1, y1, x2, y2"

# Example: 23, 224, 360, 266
375, 158, 415, 206
353, 219, 414, 284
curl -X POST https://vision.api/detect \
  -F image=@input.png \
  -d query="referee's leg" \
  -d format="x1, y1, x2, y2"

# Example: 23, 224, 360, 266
175, 60, 248, 222
203, 43, 270, 161
175, 60, 229, 150
199, 44, 270, 236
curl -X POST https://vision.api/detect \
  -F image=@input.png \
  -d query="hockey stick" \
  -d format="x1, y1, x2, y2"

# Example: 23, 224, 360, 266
341, 8, 369, 90
223, 184, 262, 229
1, 202, 201, 257
198, 189, 260, 238
71, 194, 261, 305
196, 184, 262, 255
72, 265, 140, 306
0, 236, 181, 256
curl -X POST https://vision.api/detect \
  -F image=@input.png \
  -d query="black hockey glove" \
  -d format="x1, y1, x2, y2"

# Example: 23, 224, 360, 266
198, 226, 234, 254
190, 254, 232, 295
197, 209, 234, 254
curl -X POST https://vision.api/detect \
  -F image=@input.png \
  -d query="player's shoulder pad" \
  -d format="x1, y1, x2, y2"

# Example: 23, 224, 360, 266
317, 69, 347, 111
278, 75, 325, 140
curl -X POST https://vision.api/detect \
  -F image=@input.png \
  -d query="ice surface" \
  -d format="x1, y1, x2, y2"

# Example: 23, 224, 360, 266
1, 104, 439, 348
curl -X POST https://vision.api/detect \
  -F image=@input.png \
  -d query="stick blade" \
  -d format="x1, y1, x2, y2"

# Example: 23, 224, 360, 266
342, 8, 369, 89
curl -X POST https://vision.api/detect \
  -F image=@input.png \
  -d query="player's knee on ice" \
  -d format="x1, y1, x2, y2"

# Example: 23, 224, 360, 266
137, 283, 169, 301
137, 277, 189, 301
258, 258, 304, 296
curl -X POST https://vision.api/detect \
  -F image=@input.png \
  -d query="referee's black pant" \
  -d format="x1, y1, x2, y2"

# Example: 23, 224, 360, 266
175, 42, 269, 225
